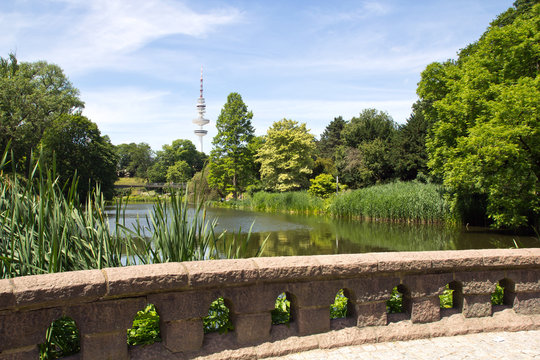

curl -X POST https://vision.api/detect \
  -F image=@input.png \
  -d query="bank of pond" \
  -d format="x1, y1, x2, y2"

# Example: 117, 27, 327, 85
215, 181, 450, 224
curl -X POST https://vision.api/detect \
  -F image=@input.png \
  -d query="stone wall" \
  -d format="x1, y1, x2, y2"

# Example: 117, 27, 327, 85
0, 249, 539, 359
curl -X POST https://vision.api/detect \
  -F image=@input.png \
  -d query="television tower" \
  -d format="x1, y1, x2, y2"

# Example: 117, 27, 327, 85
193, 66, 209, 152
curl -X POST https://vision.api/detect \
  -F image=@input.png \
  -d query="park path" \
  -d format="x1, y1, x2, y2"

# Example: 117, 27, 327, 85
266, 330, 540, 360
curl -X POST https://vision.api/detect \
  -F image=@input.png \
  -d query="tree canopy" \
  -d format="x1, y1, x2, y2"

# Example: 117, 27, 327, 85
0, 54, 84, 173
147, 139, 205, 183
208, 93, 255, 198
257, 119, 315, 192
41, 114, 117, 199
417, 1, 539, 228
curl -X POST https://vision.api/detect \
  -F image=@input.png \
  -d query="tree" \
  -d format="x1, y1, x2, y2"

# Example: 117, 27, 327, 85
417, 1, 539, 228
317, 116, 346, 159
336, 109, 397, 188
41, 114, 118, 199
208, 93, 255, 198
147, 139, 206, 183
166, 160, 191, 183
391, 101, 430, 181
256, 119, 315, 192
0, 54, 84, 173
308, 173, 336, 198
115, 142, 154, 178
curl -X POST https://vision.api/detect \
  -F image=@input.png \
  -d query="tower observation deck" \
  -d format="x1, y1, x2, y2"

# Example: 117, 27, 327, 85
193, 66, 210, 152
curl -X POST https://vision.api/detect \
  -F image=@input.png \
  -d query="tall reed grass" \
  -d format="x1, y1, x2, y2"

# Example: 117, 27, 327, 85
249, 191, 325, 214
329, 181, 450, 223
0, 148, 263, 279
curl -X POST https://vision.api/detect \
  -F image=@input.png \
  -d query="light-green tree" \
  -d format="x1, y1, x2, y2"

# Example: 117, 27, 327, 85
257, 119, 315, 192
208, 93, 255, 198
417, 1, 539, 228
308, 173, 336, 198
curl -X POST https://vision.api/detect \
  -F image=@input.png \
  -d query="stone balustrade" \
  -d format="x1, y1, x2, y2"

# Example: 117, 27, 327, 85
1, 248, 539, 359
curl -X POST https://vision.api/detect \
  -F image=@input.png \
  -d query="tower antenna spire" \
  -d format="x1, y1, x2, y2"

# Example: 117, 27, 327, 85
193, 66, 209, 152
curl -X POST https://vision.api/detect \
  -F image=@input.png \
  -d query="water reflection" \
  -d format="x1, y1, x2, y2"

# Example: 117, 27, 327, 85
105, 203, 538, 257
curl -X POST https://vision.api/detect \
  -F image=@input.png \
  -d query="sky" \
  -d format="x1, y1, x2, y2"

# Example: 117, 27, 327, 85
1, 0, 514, 153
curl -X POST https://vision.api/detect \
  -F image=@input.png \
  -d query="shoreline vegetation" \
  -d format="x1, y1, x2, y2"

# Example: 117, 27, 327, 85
209, 181, 452, 225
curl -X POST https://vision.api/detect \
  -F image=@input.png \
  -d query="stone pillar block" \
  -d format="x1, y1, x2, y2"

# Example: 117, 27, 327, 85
81, 330, 127, 360
355, 301, 387, 327
514, 292, 540, 315
0, 308, 61, 352
411, 296, 440, 323
163, 319, 203, 353
296, 307, 330, 336
233, 312, 271, 344
463, 294, 492, 318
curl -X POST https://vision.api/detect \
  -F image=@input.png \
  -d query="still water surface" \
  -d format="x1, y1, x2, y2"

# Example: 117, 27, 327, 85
105, 203, 538, 257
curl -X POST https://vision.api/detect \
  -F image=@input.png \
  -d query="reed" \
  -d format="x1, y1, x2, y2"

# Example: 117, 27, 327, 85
329, 181, 451, 223
250, 191, 324, 214
0, 148, 264, 279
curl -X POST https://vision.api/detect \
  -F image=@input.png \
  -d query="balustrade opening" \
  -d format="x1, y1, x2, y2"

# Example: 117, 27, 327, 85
127, 304, 161, 346
271, 292, 292, 325
203, 297, 234, 334
39, 316, 80, 359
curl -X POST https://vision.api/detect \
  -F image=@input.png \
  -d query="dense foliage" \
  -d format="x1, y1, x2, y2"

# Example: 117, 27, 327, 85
257, 119, 315, 192
418, 1, 539, 229
0, 54, 84, 174
208, 93, 256, 198
147, 139, 206, 183
41, 114, 118, 199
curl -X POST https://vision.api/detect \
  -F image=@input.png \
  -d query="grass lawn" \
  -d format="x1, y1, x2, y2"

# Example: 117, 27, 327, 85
115, 177, 148, 186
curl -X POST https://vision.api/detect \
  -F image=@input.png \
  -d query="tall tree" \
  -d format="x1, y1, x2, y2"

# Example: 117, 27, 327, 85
0, 54, 84, 173
41, 114, 118, 199
208, 93, 255, 198
256, 119, 315, 192
317, 116, 346, 159
391, 101, 430, 181
417, 1, 539, 228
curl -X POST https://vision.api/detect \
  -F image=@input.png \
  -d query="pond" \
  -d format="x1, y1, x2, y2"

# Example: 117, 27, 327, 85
104, 203, 538, 257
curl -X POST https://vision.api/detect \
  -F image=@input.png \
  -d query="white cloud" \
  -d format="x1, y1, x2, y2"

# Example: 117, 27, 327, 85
7, 0, 243, 74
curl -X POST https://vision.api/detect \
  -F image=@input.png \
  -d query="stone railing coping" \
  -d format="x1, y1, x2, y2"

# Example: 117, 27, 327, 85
1, 248, 539, 311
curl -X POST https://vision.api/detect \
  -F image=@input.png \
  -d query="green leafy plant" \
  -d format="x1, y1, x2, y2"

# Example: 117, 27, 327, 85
271, 293, 291, 325
386, 286, 403, 313
330, 289, 348, 319
127, 304, 161, 346
203, 298, 234, 334
39, 317, 80, 359
491, 283, 504, 305
308, 173, 336, 199
439, 284, 454, 308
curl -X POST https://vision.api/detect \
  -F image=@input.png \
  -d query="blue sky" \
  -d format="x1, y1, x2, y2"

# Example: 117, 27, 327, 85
2, 0, 513, 153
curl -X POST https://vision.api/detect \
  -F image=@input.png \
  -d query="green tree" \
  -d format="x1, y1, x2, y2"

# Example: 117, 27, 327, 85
308, 173, 336, 198
317, 116, 346, 159
166, 160, 191, 183
256, 119, 315, 192
0, 54, 84, 173
417, 1, 540, 228
41, 114, 118, 199
147, 139, 205, 183
208, 93, 255, 198
336, 109, 397, 188
391, 100, 431, 181
115, 142, 154, 178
